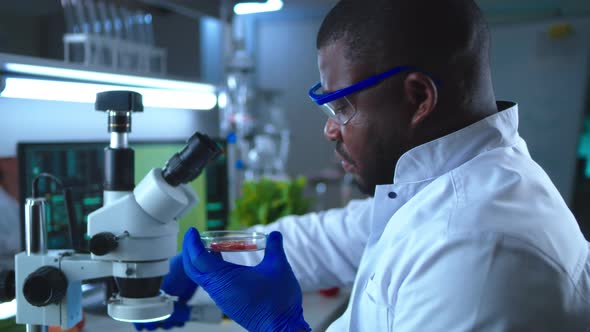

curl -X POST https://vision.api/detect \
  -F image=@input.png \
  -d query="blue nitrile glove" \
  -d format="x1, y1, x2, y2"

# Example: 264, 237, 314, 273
182, 227, 311, 332
134, 253, 198, 331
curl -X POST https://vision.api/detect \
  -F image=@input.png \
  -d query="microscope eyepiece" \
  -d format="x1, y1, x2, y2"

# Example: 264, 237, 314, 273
162, 132, 223, 186
95, 91, 143, 113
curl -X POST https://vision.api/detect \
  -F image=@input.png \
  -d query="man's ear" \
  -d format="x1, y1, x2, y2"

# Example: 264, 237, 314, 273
403, 72, 438, 128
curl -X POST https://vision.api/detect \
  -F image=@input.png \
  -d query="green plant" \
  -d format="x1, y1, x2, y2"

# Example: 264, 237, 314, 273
229, 176, 312, 229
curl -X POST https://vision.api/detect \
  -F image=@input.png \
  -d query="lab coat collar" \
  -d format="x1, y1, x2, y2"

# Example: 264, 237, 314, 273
393, 101, 519, 184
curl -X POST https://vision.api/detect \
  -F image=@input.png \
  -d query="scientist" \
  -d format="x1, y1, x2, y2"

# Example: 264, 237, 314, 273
138, 0, 590, 331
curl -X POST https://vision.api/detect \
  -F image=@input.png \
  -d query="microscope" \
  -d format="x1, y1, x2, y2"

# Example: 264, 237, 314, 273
11, 91, 222, 331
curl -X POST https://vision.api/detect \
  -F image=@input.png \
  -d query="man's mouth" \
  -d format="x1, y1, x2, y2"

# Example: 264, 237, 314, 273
336, 143, 355, 173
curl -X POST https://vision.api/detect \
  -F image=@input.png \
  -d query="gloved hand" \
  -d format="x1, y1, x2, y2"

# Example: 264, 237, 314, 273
134, 253, 198, 331
182, 227, 311, 332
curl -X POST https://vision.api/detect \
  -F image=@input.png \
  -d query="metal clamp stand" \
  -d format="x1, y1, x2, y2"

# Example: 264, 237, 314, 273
24, 198, 49, 332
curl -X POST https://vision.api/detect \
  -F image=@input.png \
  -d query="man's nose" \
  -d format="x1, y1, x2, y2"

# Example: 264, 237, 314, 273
324, 117, 342, 142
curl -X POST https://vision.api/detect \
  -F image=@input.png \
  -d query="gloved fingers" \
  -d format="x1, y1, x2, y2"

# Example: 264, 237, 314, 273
172, 301, 192, 322
183, 227, 207, 256
182, 249, 200, 288
133, 322, 158, 331
183, 227, 228, 274
260, 231, 289, 267
160, 255, 183, 293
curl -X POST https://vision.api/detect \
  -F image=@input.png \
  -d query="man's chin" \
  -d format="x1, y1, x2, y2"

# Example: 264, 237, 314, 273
354, 176, 376, 197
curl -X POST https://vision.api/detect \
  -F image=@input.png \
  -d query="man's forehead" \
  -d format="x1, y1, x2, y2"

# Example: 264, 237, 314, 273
318, 40, 375, 93
318, 42, 346, 87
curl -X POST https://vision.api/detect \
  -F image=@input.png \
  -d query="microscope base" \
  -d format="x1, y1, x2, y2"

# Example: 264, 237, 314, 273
107, 292, 175, 323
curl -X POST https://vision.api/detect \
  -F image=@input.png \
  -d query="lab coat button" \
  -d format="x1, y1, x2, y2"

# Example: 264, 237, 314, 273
388, 192, 397, 199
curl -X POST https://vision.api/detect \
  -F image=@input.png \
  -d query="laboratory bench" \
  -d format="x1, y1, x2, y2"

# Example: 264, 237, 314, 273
84, 289, 350, 332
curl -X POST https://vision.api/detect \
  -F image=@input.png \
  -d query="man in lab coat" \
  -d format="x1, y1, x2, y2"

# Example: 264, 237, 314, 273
138, 0, 590, 331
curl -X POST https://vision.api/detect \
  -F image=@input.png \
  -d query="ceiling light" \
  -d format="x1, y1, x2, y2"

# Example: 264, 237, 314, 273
0, 57, 218, 110
234, 0, 283, 15
1, 77, 217, 110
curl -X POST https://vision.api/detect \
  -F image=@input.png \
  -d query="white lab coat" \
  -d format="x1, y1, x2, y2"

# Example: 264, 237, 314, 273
194, 102, 590, 331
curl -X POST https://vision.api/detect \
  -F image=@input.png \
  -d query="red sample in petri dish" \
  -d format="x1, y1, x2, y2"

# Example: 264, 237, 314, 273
209, 241, 258, 251
200, 231, 266, 252
318, 287, 340, 297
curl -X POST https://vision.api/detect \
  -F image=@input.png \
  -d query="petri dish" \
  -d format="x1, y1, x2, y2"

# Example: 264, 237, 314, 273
200, 231, 267, 252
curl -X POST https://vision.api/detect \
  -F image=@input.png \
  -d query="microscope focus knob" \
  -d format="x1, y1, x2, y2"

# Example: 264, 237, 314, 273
0, 269, 15, 302
23, 266, 68, 306
90, 232, 119, 256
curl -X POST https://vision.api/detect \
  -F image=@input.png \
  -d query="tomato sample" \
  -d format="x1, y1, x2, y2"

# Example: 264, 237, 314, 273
209, 241, 258, 251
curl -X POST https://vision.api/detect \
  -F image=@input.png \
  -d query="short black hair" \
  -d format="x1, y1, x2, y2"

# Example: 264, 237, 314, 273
316, 0, 491, 75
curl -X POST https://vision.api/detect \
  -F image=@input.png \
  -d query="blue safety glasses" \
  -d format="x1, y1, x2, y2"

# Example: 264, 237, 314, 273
308, 65, 418, 125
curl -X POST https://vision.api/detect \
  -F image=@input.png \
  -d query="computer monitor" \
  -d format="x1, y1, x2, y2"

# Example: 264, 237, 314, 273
17, 140, 228, 252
